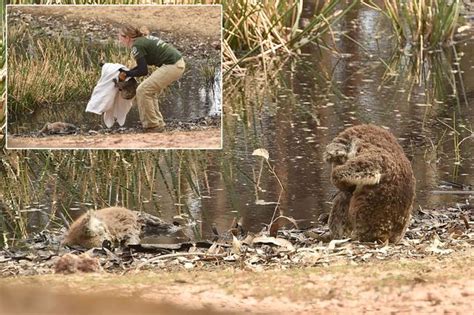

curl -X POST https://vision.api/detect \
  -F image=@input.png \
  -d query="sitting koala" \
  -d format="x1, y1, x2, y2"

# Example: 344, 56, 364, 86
98, 61, 138, 100
324, 124, 415, 243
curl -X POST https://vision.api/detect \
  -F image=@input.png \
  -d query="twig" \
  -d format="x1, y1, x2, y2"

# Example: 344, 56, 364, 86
136, 252, 226, 270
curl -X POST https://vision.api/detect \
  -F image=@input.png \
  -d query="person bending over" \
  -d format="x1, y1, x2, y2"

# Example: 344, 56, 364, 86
118, 25, 185, 132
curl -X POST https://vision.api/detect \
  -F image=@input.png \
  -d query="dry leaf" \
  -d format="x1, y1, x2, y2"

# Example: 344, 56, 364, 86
252, 236, 295, 252
255, 199, 279, 205
328, 238, 351, 250
252, 148, 269, 160
269, 216, 299, 237
232, 235, 242, 254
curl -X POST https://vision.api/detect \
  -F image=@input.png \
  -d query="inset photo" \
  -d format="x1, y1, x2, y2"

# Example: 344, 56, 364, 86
6, 5, 222, 149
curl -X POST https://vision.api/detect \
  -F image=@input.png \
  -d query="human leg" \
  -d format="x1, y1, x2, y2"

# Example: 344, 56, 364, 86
135, 59, 185, 129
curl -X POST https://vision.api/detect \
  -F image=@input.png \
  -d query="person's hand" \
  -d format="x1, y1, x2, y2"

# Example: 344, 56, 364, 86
118, 69, 127, 82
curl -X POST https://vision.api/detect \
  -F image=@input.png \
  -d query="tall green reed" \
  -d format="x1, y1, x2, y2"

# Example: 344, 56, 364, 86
366, 0, 469, 107
223, 0, 358, 75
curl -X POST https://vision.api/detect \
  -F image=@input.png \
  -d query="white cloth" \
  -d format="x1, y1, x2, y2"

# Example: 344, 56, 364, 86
86, 63, 134, 128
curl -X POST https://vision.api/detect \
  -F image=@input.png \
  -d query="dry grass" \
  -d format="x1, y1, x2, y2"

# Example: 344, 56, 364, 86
366, 0, 465, 49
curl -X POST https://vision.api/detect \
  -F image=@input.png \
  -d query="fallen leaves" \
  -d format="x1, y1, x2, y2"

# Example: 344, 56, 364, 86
0, 204, 472, 276
269, 216, 298, 237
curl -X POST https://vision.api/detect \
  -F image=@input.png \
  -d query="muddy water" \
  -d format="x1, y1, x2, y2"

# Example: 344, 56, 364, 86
8, 62, 221, 134
193, 6, 474, 238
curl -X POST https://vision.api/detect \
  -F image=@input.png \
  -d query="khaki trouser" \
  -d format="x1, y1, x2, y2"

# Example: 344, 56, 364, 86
135, 58, 185, 129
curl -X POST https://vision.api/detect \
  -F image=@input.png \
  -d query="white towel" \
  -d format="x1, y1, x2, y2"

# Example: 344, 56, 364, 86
86, 63, 134, 128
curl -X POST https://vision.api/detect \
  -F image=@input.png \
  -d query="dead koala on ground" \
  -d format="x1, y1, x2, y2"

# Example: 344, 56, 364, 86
62, 206, 175, 249
62, 207, 141, 249
39, 122, 78, 135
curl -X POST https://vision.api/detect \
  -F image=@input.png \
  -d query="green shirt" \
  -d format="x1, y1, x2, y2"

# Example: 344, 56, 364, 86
131, 36, 182, 67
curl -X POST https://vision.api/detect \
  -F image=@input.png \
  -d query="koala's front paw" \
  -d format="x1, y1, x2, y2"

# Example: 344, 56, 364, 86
324, 142, 348, 165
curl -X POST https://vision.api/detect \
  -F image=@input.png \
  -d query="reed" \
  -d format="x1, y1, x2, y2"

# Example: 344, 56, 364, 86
436, 115, 473, 174
198, 59, 219, 88
0, 2, 5, 148
8, 21, 131, 116
381, 42, 466, 106
223, 0, 357, 74
366, 0, 465, 50
365, 0, 467, 103
0, 149, 217, 242
6, 0, 356, 75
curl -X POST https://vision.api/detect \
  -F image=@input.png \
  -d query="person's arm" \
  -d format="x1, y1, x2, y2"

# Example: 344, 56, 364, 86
124, 56, 148, 78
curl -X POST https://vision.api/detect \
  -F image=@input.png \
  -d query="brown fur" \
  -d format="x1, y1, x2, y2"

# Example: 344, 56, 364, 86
114, 78, 138, 100
63, 207, 140, 249
39, 122, 77, 135
324, 124, 415, 243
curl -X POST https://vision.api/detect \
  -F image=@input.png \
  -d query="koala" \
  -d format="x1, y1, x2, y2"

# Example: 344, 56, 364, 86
39, 122, 77, 135
62, 207, 140, 249
113, 77, 138, 100
98, 62, 137, 100
324, 124, 415, 243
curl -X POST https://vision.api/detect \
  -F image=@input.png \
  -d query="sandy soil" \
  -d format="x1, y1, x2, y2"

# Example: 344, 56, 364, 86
1, 250, 472, 314
6, 128, 221, 149
9, 5, 222, 40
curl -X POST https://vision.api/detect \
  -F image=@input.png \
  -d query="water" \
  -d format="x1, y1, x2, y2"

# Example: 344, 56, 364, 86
8, 4, 474, 243
8, 62, 222, 134
194, 4, 474, 238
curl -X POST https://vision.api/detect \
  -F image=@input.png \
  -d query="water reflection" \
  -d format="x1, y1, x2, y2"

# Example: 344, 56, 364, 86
200, 5, 474, 237
8, 63, 222, 134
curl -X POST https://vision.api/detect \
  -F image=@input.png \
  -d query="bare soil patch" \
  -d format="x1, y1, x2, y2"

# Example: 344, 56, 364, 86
1, 251, 472, 314
10, 5, 222, 40
6, 128, 221, 149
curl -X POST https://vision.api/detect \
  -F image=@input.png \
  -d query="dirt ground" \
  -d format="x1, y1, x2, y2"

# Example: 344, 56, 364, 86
6, 128, 221, 149
1, 250, 472, 314
9, 5, 222, 40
